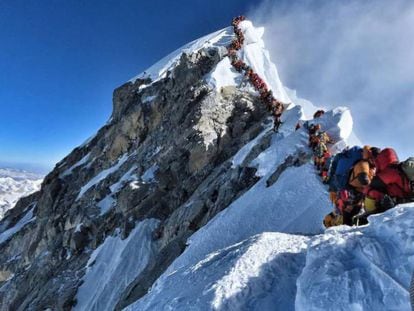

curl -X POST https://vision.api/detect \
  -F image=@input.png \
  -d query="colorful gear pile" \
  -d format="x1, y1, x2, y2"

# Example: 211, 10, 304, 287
227, 16, 286, 132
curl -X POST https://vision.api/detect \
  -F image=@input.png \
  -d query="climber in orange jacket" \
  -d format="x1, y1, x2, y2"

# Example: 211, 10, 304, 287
347, 146, 378, 193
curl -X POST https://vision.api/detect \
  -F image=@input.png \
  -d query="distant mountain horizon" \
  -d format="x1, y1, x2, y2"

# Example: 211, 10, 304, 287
0, 167, 43, 219
0, 161, 51, 175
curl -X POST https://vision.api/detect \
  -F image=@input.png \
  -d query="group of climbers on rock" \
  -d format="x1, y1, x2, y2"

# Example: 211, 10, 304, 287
227, 16, 287, 132
306, 116, 414, 228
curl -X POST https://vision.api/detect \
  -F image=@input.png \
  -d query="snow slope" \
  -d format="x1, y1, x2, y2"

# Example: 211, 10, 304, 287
296, 204, 414, 311
120, 21, 411, 311
74, 219, 159, 311
129, 28, 233, 84
0, 168, 43, 219
125, 233, 309, 311
148, 103, 351, 276
125, 206, 414, 311
0, 205, 36, 245
123, 102, 353, 310
205, 20, 291, 105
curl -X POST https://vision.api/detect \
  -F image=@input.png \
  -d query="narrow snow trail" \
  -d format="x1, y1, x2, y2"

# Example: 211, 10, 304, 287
124, 206, 414, 311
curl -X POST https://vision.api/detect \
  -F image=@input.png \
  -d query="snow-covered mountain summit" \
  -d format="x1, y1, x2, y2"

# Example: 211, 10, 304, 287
0, 168, 42, 219
0, 19, 412, 311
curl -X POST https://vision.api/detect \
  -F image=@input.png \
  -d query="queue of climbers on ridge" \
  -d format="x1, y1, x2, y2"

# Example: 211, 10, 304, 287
227, 16, 414, 228
304, 110, 414, 228
228, 16, 286, 132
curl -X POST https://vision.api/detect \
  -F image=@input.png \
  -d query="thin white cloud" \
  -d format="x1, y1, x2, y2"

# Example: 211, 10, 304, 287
250, 0, 414, 159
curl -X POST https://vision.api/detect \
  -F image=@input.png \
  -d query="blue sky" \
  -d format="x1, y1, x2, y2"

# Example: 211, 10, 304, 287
1, 0, 412, 173
0, 0, 255, 172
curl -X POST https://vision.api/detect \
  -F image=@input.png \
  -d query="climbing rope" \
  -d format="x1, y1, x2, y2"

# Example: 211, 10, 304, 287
227, 16, 286, 132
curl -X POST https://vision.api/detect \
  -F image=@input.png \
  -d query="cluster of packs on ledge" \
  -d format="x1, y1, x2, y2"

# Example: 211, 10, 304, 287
303, 110, 414, 228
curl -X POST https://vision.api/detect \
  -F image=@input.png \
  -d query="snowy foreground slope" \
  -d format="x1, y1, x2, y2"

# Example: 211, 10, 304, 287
126, 205, 414, 311
0, 168, 42, 219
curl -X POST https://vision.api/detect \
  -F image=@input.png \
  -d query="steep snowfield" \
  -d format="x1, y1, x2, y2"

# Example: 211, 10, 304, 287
296, 204, 414, 311
120, 21, 412, 311
126, 233, 309, 311
0, 205, 36, 244
123, 105, 355, 311
146, 101, 352, 280
206, 20, 291, 104
74, 219, 159, 311
0, 168, 43, 219
129, 28, 233, 84
65, 20, 411, 310
125, 205, 414, 311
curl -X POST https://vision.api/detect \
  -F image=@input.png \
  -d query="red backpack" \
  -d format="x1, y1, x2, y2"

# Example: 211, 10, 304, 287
375, 148, 399, 172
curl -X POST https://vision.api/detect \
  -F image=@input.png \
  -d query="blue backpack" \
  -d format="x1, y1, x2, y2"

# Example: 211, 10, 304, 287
329, 146, 363, 191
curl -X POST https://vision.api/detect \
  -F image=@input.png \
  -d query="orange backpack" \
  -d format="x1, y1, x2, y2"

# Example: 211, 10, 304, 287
349, 160, 375, 191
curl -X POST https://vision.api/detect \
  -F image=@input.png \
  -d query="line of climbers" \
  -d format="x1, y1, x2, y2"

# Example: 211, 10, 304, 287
228, 16, 287, 132
303, 111, 414, 228
228, 16, 414, 227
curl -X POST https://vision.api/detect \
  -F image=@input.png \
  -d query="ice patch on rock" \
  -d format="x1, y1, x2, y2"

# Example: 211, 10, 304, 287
74, 219, 160, 311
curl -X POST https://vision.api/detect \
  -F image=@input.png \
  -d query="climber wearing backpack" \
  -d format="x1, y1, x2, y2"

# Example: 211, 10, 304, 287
268, 99, 284, 132
364, 153, 414, 214
352, 149, 414, 227
313, 110, 325, 119
324, 188, 364, 227
323, 146, 364, 228
314, 131, 331, 171
347, 146, 379, 193
328, 146, 363, 193
308, 124, 321, 149
232, 59, 246, 72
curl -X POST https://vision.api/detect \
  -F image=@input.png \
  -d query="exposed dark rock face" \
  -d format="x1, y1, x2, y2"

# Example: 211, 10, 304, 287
0, 46, 273, 310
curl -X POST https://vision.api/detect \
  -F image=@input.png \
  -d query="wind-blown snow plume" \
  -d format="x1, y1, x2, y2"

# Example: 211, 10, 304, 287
250, 0, 414, 159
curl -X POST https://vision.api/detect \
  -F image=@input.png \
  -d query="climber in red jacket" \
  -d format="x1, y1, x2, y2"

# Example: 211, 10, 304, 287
364, 148, 413, 213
